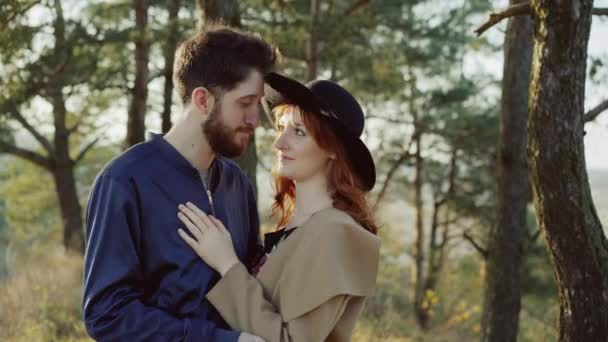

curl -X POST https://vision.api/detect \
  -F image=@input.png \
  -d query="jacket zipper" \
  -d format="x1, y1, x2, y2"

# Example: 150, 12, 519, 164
203, 165, 216, 217
206, 189, 216, 217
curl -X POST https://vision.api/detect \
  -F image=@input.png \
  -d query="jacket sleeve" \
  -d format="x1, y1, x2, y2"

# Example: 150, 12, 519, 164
207, 262, 351, 342
83, 174, 239, 342
206, 221, 381, 342
245, 182, 263, 271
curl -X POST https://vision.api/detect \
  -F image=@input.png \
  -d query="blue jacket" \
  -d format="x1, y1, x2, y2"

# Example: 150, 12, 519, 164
83, 134, 260, 341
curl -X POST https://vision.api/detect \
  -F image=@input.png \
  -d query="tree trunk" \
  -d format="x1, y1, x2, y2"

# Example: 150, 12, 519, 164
51, 0, 84, 254
481, 1, 532, 340
528, 1, 608, 340
306, 0, 321, 81
202, 0, 240, 26
413, 132, 429, 329
161, 0, 181, 134
51, 86, 84, 254
126, 0, 149, 147
423, 149, 457, 299
53, 162, 85, 253
199, 0, 258, 198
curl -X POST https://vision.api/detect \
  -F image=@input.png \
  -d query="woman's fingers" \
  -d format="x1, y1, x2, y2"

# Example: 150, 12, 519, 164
209, 215, 231, 237
178, 228, 199, 250
186, 202, 217, 229
178, 204, 208, 232
178, 212, 204, 241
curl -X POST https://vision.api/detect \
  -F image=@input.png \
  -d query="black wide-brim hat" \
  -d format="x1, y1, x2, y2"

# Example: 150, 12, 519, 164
262, 72, 376, 192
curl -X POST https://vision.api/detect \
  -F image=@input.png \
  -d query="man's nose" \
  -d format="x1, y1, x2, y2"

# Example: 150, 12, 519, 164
245, 107, 261, 128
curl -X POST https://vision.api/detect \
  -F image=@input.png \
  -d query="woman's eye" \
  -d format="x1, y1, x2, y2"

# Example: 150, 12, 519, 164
295, 128, 306, 136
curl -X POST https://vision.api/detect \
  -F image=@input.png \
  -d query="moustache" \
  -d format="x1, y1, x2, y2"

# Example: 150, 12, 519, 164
236, 126, 255, 134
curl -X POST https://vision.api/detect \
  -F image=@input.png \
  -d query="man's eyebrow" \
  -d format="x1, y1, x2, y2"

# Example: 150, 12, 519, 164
237, 94, 258, 101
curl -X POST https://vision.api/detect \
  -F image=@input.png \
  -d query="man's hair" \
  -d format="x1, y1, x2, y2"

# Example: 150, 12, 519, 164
173, 23, 278, 104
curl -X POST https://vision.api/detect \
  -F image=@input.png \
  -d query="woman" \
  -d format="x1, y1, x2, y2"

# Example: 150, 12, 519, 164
176, 72, 380, 341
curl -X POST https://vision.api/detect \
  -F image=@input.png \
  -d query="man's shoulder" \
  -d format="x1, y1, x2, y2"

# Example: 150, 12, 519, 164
216, 157, 252, 189
98, 141, 159, 182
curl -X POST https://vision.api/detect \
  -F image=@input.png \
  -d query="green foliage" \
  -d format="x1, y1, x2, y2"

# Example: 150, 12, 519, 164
0, 157, 60, 243
0, 0, 583, 340
0, 141, 117, 245
243, 0, 407, 100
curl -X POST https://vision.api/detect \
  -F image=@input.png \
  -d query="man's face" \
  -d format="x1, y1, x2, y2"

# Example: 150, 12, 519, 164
202, 70, 264, 158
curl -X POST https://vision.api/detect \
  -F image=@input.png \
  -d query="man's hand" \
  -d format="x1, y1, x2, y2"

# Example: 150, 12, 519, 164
238, 332, 265, 342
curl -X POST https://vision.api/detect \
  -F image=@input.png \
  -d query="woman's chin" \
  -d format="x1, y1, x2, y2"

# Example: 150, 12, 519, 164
276, 169, 291, 178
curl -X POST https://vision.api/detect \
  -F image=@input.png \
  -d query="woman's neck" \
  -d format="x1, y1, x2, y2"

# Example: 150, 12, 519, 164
288, 175, 333, 228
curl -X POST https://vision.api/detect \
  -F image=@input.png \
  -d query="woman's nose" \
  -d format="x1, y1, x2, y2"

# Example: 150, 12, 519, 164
274, 132, 288, 150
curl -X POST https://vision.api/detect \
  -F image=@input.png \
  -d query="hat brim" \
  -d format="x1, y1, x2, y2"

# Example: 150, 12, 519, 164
263, 72, 376, 191
262, 72, 327, 122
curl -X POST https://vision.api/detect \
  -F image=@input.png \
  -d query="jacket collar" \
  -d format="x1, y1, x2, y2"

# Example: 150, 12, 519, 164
148, 133, 222, 191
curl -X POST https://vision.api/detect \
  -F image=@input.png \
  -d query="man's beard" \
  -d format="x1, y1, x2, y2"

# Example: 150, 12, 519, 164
202, 105, 254, 158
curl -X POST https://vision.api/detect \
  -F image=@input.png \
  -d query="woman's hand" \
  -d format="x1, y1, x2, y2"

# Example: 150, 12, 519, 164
177, 202, 239, 276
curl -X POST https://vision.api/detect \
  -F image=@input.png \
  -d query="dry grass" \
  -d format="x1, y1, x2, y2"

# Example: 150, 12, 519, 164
0, 243, 90, 342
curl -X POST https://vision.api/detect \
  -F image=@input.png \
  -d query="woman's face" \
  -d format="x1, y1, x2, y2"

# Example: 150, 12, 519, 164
273, 106, 332, 184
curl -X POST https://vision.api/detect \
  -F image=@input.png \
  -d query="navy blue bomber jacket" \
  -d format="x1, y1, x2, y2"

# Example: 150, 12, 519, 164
83, 134, 260, 341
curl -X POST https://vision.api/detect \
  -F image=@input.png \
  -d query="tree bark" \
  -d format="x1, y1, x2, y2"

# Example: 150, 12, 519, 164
306, 0, 321, 81
53, 161, 85, 253
481, 1, 532, 340
413, 128, 429, 329
161, 0, 181, 134
202, 0, 240, 26
422, 149, 457, 327
126, 0, 149, 147
51, 0, 84, 253
528, 0, 608, 340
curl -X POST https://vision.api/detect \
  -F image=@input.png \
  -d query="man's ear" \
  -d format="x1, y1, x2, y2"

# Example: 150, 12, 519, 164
191, 87, 215, 118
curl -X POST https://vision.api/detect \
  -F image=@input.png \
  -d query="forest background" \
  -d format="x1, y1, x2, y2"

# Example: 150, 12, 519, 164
1, 0, 608, 341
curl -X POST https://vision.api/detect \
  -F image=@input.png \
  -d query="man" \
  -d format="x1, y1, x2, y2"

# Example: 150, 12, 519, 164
83, 24, 277, 341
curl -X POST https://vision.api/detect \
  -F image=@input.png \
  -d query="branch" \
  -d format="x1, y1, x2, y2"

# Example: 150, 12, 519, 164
529, 228, 542, 243
373, 130, 423, 209
474, 2, 531, 36
584, 99, 608, 123
373, 150, 414, 209
0, 140, 51, 169
593, 8, 608, 16
147, 70, 164, 85
475, 3, 608, 36
4, 102, 55, 154
72, 137, 100, 165
367, 114, 413, 125
462, 231, 488, 258
67, 120, 82, 135
0, 0, 43, 32
344, 0, 369, 16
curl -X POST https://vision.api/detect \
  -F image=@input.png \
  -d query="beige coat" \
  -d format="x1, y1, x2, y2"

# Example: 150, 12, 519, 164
206, 207, 381, 341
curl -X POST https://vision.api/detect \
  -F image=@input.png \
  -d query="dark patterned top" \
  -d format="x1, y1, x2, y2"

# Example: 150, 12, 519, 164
252, 227, 298, 276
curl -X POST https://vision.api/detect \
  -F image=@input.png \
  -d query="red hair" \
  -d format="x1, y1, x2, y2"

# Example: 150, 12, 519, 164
271, 104, 378, 234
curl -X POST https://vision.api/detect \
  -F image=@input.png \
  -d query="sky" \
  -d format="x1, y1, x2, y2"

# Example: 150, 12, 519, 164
16, 1, 608, 171
468, 0, 608, 170
584, 8, 608, 171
